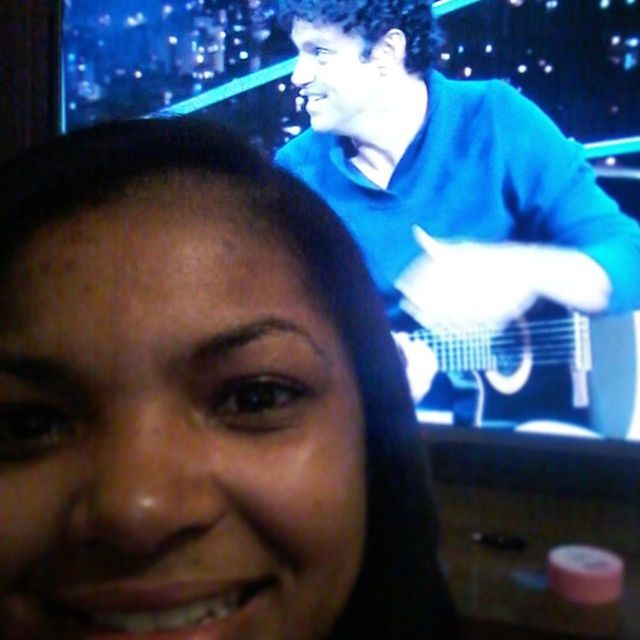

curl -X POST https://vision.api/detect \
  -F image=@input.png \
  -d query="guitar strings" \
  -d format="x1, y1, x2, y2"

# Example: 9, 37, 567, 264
412, 319, 585, 347
409, 316, 590, 370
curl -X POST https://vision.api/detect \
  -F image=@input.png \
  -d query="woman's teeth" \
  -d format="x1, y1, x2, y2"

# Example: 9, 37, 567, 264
91, 592, 241, 634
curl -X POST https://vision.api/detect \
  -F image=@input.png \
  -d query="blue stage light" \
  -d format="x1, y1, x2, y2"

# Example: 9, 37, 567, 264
583, 136, 640, 159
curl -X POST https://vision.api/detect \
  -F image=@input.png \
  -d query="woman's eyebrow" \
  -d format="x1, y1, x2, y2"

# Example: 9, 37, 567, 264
191, 317, 331, 365
0, 319, 334, 389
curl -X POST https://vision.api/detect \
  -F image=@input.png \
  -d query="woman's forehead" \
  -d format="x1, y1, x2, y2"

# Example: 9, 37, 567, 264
2, 180, 316, 330
18, 173, 277, 264
21, 199, 283, 286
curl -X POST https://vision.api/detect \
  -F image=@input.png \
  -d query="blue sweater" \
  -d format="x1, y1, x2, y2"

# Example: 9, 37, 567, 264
276, 71, 640, 313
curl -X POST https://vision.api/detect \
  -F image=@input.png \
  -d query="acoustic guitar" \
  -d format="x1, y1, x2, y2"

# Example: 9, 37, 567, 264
396, 309, 640, 439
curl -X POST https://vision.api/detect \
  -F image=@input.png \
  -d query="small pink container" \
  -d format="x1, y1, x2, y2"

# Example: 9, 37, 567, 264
547, 544, 624, 605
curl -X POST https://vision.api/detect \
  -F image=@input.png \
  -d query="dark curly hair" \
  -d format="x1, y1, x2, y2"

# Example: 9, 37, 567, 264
277, 0, 442, 75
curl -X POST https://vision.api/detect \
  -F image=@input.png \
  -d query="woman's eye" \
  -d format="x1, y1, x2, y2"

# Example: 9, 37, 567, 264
0, 404, 72, 456
212, 378, 306, 417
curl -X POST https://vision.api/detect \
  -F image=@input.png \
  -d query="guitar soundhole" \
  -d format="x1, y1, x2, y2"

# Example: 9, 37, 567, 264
491, 320, 525, 376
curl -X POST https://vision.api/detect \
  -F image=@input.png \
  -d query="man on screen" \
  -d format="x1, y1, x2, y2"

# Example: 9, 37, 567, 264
273, 0, 640, 413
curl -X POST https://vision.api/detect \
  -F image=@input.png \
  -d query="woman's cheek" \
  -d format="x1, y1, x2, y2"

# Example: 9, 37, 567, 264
0, 459, 75, 585
218, 418, 366, 560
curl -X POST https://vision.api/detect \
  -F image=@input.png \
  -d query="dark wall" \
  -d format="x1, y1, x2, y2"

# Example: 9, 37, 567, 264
0, 0, 59, 164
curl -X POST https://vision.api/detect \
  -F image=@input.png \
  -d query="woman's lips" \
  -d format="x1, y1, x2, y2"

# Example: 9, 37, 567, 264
52, 577, 273, 637
88, 591, 240, 634
55, 577, 270, 610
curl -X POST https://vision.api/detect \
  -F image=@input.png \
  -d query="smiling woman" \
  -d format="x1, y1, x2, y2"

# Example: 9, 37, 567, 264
0, 118, 457, 640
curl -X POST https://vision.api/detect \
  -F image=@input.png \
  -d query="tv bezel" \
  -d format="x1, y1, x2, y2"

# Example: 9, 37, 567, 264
425, 423, 640, 501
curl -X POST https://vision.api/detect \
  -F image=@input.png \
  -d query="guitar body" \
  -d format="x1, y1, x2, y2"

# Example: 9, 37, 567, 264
417, 324, 588, 429
588, 311, 640, 439
470, 365, 589, 428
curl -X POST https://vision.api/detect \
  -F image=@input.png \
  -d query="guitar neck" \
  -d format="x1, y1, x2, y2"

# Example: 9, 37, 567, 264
408, 313, 591, 374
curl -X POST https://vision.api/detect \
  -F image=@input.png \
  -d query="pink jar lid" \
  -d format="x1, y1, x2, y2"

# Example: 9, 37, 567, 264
547, 544, 624, 605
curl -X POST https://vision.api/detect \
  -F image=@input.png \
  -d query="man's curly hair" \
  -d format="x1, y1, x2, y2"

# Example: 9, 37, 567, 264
277, 0, 442, 75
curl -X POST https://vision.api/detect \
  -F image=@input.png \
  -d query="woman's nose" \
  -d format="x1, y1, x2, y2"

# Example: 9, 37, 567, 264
68, 403, 225, 556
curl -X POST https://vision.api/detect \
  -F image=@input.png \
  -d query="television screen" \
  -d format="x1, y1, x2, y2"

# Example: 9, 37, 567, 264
60, 0, 640, 441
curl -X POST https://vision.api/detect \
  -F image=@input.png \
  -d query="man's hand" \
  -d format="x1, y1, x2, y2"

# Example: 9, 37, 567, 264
395, 226, 611, 333
396, 227, 537, 332
392, 331, 438, 402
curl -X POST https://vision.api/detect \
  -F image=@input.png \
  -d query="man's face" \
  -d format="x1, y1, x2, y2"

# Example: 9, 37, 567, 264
290, 19, 384, 137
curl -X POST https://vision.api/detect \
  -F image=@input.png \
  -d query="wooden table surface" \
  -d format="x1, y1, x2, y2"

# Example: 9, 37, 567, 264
435, 482, 640, 639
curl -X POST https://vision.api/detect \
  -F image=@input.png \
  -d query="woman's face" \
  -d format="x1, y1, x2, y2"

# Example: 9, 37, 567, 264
0, 178, 367, 640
